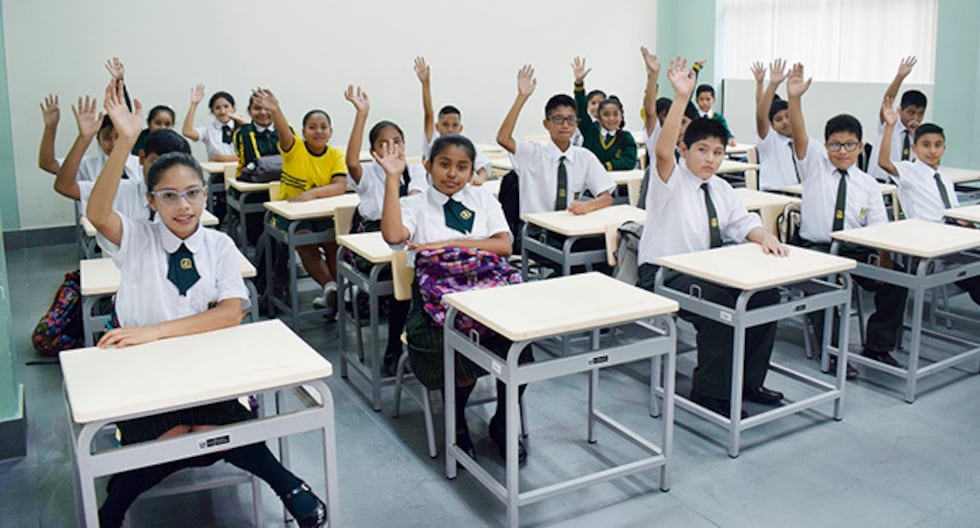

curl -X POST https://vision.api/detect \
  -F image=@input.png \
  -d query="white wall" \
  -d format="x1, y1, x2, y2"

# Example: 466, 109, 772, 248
2, 0, 657, 230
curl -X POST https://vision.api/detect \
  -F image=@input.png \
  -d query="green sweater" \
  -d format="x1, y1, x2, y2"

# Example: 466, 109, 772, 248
574, 83, 637, 171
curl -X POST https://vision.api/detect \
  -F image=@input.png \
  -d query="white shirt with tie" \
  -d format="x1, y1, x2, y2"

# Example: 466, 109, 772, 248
355, 162, 428, 222
399, 184, 510, 246
512, 139, 615, 215
870, 119, 913, 182
892, 159, 959, 223
756, 129, 800, 191
194, 119, 237, 159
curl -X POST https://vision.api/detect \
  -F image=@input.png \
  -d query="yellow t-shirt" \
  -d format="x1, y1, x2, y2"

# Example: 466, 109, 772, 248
277, 134, 347, 200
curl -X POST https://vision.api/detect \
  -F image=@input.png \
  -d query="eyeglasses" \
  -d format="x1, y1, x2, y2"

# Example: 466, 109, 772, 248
149, 186, 207, 206
547, 115, 579, 125
826, 142, 861, 152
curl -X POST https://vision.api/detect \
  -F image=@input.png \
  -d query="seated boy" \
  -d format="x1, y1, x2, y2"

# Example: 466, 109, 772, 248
870, 57, 925, 182
751, 59, 799, 190
637, 57, 788, 418
787, 63, 909, 376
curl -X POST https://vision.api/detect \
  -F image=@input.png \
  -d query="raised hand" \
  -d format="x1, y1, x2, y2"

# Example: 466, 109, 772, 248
344, 85, 370, 113
104, 57, 125, 81
414, 56, 430, 84
786, 63, 811, 98
40, 94, 60, 127
667, 56, 695, 96
897, 56, 917, 78
751, 61, 766, 83
103, 80, 143, 140
517, 64, 536, 97
769, 58, 788, 85
71, 95, 103, 138
250, 87, 280, 113
190, 83, 205, 104
641, 47, 661, 78
371, 138, 406, 177
881, 96, 899, 127
571, 56, 591, 83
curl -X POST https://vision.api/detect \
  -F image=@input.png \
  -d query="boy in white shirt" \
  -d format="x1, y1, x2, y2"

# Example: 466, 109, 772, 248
869, 57, 926, 182
751, 59, 799, 191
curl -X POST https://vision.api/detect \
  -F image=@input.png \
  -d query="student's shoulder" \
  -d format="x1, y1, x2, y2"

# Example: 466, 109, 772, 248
202, 226, 239, 256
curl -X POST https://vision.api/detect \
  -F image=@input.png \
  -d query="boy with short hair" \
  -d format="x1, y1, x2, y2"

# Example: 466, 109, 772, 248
636, 57, 789, 419
693, 73, 735, 146
870, 57, 925, 182
787, 63, 909, 375
751, 59, 799, 190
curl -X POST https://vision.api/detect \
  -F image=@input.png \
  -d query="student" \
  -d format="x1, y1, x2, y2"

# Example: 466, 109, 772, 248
638, 47, 661, 208
870, 57, 924, 182
878, 100, 980, 303
87, 79, 326, 528
414, 57, 492, 185
787, 63, 908, 375
751, 58, 799, 191
694, 81, 736, 146
251, 88, 347, 311
233, 92, 280, 177
636, 57, 788, 418
343, 84, 426, 374
131, 105, 176, 156
380, 133, 532, 463
181, 84, 244, 162
573, 88, 606, 148
571, 56, 638, 171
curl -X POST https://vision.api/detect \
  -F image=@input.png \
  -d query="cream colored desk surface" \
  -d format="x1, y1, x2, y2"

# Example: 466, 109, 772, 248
831, 218, 980, 259
733, 188, 800, 235
476, 143, 506, 154
336, 232, 393, 264
523, 205, 646, 237
225, 177, 274, 193
443, 272, 677, 342
200, 161, 237, 174
944, 205, 980, 224
80, 251, 256, 296
80, 211, 218, 238
655, 243, 855, 291
726, 143, 757, 155
263, 193, 361, 221
612, 169, 644, 185
62, 319, 332, 423
941, 166, 980, 185
718, 159, 760, 174
491, 156, 514, 171
481, 179, 501, 198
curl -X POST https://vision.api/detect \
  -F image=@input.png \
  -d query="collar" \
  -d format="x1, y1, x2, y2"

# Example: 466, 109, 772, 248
214, 119, 233, 129
546, 140, 575, 162
253, 123, 275, 133
426, 184, 470, 207
700, 110, 712, 118
912, 158, 939, 173
158, 220, 204, 254
601, 127, 618, 137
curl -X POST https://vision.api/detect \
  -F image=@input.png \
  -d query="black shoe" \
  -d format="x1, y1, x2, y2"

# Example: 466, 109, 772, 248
489, 417, 527, 465
282, 482, 326, 528
456, 426, 476, 460
743, 386, 784, 405
382, 349, 400, 378
825, 356, 859, 379
689, 390, 748, 419
862, 349, 900, 368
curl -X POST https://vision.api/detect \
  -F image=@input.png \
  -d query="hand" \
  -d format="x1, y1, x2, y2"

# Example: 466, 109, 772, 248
190, 83, 205, 104
344, 85, 370, 113
517, 64, 536, 97
230, 114, 248, 125
104, 57, 125, 81
571, 56, 591, 83
666, 56, 695, 97
40, 94, 60, 127
98, 325, 161, 348
287, 190, 316, 203
641, 46, 661, 78
728, 138, 738, 147
881, 96, 899, 127
897, 56, 917, 78
370, 139, 406, 177
786, 63, 811, 98
760, 234, 789, 257
414, 56, 430, 84
567, 201, 593, 215
750, 61, 765, 83
769, 58, 788, 85
406, 240, 446, 251
470, 170, 487, 186
250, 87, 280, 113
71, 95, 103, 138
103, 79, 143, 140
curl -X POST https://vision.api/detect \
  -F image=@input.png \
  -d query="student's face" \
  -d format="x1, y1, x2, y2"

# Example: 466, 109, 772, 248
771, 109, 792, 137
587, 95, 603, 119
249, 103, 273, 127
680, 137, 725, 179
302, 114, 333, 151
598, 104, 622, 132
424, 145, 472, 196
696, 92, 715, 113
911, 133, 945, 168
371, 126, 405, 154
543, 105, 578, 144
435, 114, 462, 135
900, 105, 925, 131
676, 116, 692, 146
210, 97, 235, 123
148, 165, 206, 239
148, 112, 174, 133
824, 131, 862, 170
97, 127, 117, 155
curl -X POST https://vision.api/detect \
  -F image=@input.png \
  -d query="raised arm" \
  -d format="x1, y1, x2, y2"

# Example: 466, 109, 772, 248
877, 96, 900, 178
641, 47, 661, 137
786, 63, 812, 160
377, 143, 411, 244
38, 94, 61, 174
181, 83, 204, 141
655, 57, 696, 182
415, 57, 435, 143
54, 95, 103, 201
344, 85, 370, 184
879, 56, 916, 123
571, 56, 593, 133
755, 58, 787, 138
496, 65, 536, 154
251, 87, 293, 151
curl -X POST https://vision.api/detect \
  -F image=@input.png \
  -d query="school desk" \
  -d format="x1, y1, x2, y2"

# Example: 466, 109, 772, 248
263, 193, 361, 326
335, 232, 395, 411
943, 204, 980, 224
62, 319, 338, 527
224, 166, 276, 254
733, 188, 801, 235
442, 273, 678, 528
779, 182, 901, 220
79, 250, 258, 347
830, 219, 980, 402
200, 161, 237, 216
654, 243, 855, 457
941, 166, 980, 203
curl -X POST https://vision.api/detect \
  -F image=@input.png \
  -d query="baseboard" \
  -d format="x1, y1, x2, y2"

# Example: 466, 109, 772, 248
0, 384, 26, 461
3, 226, 75, 250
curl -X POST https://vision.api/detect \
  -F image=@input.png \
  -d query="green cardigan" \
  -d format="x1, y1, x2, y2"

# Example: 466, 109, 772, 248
573, 83, 638, 171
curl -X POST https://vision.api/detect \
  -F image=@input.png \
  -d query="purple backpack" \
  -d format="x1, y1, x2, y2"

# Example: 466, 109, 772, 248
31, 270, 84, 356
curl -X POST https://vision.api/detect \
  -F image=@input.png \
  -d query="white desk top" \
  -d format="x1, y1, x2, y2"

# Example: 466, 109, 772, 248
200, 161, 237, 174
81, 250, 256, 296
941, 166, 980, 185
491, 157, 514, 171
944, 205, 980, 224
718, 159, 760, 174
523, 205, 646, 237
337, 232, 393, 264
61, 319, 332, 423
263, 193, 361, 221
733, 188, 800, 211
830, 218, 980, 259
81, 211, 219, 238
226, 177, 275, 193
779, 182, 897, 196
726, 143, 757, 155
443, 272, 677, 341
611, 169, 644, 185
655, 243, 855, 291
475, 143, 506, 154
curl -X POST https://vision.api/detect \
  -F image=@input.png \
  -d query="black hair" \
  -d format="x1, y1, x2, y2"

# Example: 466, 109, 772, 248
900, 90, 927, 110
368, 120, 405, 149
769, 99, 789, 122
146, 152, 204, 191
655, 97, 672, 116
438, 105, 461, 118
146, 105, 175, 126
248, 93, 260, 110
99, 115, 114, 133
429, 134, 476, 164
208, 91, 235, 111
683, 101, 700, 121
302, 109, 331, 127
597, 95, 626, 130
682, 117, 728, 148
142, 129, 191, 158
586, 89, 606, 102
824, 114, 863, 142
696, 84, 715, 98
914, 122, 944, 143
545, 94, 577, 117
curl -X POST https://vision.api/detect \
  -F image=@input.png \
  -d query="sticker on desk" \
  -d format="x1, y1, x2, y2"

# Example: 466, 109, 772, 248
200, 435, 230, 450
720, 311, 733, 322
492, 361, 502, 374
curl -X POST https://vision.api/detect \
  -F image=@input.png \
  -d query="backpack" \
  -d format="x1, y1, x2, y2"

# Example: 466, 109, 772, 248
31, 270, 84, 356
612, 221, 644, 285
238, 154, 283, 183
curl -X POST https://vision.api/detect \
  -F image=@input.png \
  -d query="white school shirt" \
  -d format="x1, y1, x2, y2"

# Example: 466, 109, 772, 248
355, 162, 428, 221
400, 184, 510, 246
103, 214, 249, 328
64, 152, 142, 183
869, 120, 914, 182
797, 139, 888, 244
756, 129, 800, 191
642, 119, 663, 157
892, 160, 959, 223
421, 131, 492, 173
639, 159, 760, 264
512, 139, 616, 215
78, 178, 156, 225
193, 119, 237, 159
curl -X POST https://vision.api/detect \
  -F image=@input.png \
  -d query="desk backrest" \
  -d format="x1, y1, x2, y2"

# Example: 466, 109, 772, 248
391, 250, 413, 301
334, 205, 356, 236
268, 181, 281, 200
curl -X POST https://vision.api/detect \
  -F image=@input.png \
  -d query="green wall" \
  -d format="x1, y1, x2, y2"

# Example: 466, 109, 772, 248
656, 0, 720, 99
933, 0, 980, 169
0, 1, 19, 229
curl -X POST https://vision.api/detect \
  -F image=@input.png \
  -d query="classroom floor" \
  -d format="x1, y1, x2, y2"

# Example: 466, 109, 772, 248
3, 242, 980, 528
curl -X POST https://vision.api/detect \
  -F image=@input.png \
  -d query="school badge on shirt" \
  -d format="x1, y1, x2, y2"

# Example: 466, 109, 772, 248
180, 257, 193, 270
